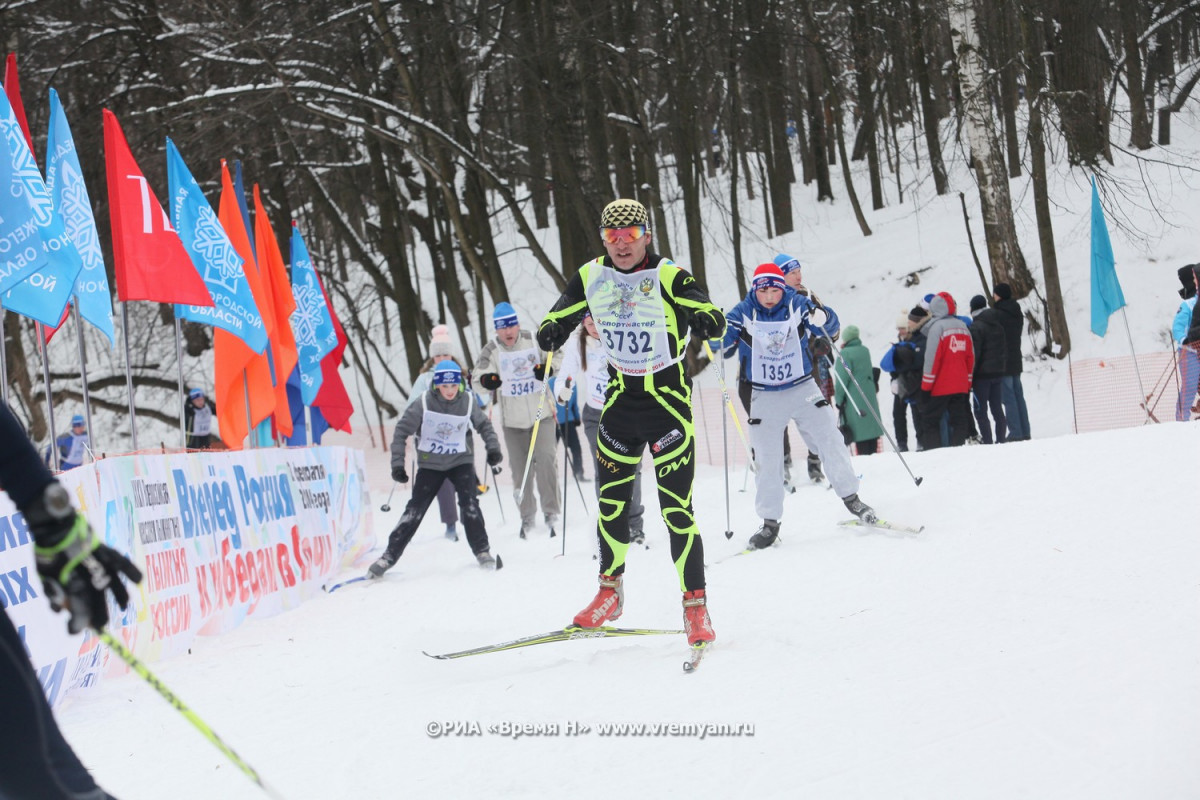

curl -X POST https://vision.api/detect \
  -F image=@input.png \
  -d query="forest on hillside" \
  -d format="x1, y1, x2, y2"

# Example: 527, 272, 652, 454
4, 0, 1199, 438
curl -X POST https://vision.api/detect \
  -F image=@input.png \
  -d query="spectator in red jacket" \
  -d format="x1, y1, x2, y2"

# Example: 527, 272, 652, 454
918, 292, 975, 449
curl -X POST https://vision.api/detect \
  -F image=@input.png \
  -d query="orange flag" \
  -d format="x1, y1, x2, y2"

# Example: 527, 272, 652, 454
253, 185, 298, 438
103, 110, 212, 305
214, 161, 276, 449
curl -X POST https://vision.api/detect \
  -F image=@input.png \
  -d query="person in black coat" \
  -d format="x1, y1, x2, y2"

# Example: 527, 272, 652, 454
992, 283, 1030, 440
968, 295, 1008, 443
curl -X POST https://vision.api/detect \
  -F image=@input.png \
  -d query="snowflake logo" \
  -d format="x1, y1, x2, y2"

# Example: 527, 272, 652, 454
193, 204, 242, 293
291, 282, 324, 349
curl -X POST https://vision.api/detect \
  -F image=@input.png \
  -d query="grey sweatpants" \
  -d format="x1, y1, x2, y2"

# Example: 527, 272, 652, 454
503, 422, 561, 525
749, 380, 858, 521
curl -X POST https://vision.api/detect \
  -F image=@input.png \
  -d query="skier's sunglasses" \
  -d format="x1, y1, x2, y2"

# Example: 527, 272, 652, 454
599, 225, 648, 245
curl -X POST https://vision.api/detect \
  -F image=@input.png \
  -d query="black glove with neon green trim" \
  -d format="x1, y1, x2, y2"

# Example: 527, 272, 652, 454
26, 482, 142, 634
690, 308, 724, 340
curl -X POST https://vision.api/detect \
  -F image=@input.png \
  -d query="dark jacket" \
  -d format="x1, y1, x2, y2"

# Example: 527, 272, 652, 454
993, 297, 1023, 375
969, 307, 1008, 380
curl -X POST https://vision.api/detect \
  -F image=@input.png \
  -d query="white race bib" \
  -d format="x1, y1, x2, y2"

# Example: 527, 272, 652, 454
192, 405, 213, 436
66, 434, 88, 465
585, 264, 676, 375
584, 346, 609, 409
497, 346, 540, 398
418, 405, 470, 455
748, 311, 805, 387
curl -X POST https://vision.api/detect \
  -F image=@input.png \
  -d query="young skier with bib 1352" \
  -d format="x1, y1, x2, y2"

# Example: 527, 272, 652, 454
536, 198, 724, 649
370, 361, 504, 577
714, 262, 879, 550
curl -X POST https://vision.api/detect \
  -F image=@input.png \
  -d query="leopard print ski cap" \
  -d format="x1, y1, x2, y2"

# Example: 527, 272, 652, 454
599, 198, 649, 228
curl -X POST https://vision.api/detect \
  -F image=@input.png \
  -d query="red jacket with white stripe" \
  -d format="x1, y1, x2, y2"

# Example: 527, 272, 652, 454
921, 294, 975, 395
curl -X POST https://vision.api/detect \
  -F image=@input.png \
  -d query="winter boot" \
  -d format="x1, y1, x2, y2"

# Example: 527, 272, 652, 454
807, 453, 824, 483
572, 573, 624, 628
476, 550, 497, 570
445, 523, 458, 542
368, 551, 398, 578
843, 493, 878, 524
747, 519, 780, 550
630, 526, 645, 546
682, 589, 715, 645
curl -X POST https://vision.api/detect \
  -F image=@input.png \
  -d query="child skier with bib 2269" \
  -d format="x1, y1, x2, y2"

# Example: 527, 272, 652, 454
370, 361, 504, 577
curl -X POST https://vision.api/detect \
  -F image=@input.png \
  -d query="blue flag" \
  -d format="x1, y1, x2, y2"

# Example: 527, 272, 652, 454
0, 135, 47, 293
288, 224, 337, 405
167, 139, 268, 353
46, 89, 115, 345
0, 90, 82, 325
283, 365, 331, 445
1090, 176, 1125, 338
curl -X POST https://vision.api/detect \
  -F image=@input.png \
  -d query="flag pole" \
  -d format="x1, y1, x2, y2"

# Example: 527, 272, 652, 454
121, 301, 139, 450
305, 404, 312, 446
0, 309, 8, 406
1120, 308, 1152, 424
243, 370, 254, 450
72, 304, 96, 454
175, 316, 187, 447
38, 324, 60, 470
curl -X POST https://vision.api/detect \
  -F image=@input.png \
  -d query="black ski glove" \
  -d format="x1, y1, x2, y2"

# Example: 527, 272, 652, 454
810, 336, 833, 359
392, 465, 409, 483
690, 308, 724, 339
537, 320, 567, 352
26, 482, 142, 635
532, 363, 547, 381
486, 449, 503, 467
479, 373, 502, 391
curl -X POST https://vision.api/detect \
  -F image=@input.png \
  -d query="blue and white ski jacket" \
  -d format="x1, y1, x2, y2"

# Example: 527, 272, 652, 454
712, 287, 840, 391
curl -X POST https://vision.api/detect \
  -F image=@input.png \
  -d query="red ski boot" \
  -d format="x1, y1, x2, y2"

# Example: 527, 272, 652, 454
572, 574, 623, 628
682, 589, 715, 645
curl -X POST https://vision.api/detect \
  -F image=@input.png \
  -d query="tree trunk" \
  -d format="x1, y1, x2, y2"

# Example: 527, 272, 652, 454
1046, 0, 1112, 166
806, 58, 834, 201
849, 0, 885, 210
1021, 3, 1071, 357
835, 108, 873, 237
1119, 0, 1153, 149
950, 0, 1034, 296
909, 0, 949, 194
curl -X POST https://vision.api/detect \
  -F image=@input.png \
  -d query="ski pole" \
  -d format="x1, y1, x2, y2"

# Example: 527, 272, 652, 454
380, 481, 397, 512
821, 350, 923, 487
97, 629, 285, 799
558, 417, 568, 550
489, 463, 506, 523
702, 341, 756, 472
719, 353, 733, 539
516, 356, 553, 505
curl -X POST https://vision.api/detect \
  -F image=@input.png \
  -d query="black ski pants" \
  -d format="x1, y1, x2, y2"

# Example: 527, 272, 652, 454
385, 464, 488, 560
594, 384, 705, 592
0, 611, 114, 800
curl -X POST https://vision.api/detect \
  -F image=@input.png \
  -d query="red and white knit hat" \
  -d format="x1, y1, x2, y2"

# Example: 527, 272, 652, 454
751, 263, 786, 291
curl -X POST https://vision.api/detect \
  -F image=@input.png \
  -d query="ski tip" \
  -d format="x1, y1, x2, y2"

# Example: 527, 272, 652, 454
422, 651, 450, 660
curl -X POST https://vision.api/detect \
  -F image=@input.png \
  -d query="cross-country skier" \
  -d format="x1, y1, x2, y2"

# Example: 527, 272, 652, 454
370, 361, 504, 576
714, 262, 879, 550
536, 198, 723, 647
1, 401, 141, 799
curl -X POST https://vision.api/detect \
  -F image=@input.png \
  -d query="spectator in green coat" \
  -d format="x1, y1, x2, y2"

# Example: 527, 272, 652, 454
833, 325, 884, 455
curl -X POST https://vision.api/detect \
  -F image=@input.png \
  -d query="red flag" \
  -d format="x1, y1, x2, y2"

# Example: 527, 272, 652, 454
311, 270, 353, 432
103, 109, 212, 305
214, 161, 276, 449
253, 185, 298, 438
3, 53, 36, 158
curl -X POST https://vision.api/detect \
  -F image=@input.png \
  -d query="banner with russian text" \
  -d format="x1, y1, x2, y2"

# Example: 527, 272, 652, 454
0, 446, 373, 709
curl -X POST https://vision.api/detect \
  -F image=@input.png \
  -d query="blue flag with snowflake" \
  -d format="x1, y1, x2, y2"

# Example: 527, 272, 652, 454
0, 134, 47, 293
46, 89, 115, 345
0, 89, 82, 325
288, 223, 336, 405
167, 139, 267, 353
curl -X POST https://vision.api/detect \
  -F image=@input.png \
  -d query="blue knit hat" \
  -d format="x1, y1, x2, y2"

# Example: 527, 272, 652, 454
432, 360, 463, 386
774, 253, 801, 275
189, 387, 205, 400
71, 414, 85, 426
492, 302, 519, 330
